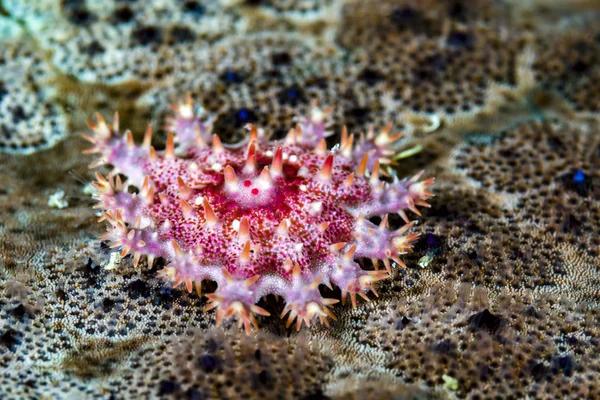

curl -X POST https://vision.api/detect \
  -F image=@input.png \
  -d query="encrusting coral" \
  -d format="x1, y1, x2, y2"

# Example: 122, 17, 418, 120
0, 18, 67, 154
83, 96, 434, 333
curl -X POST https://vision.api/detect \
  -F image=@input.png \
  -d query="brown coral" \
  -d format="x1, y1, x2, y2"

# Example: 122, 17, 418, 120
0, 32, 67, 154
322, 283, 600, 399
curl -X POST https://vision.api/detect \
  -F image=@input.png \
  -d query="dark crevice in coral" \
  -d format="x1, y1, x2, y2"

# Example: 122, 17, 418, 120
10, 304, 34, 321
467, 309, 505, 334
0, 82, 8, 103
271, 52, 292, 66
0, 329, 22, 352
113, 6, 134, 23
170, 26, 196, 43
182, 1, 205, 16
131, 25, 163, 46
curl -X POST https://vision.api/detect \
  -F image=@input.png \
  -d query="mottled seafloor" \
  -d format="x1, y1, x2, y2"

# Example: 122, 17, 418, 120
1, 1, 600, 399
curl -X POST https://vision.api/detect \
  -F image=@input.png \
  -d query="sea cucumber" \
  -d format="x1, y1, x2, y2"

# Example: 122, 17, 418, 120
83, 96, 434, 333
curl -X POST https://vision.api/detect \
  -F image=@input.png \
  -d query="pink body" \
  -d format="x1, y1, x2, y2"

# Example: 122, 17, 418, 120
84, 97, 434, 333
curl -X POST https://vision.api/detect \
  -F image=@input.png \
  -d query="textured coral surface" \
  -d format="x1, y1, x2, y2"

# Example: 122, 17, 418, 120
1, 0, 600, 399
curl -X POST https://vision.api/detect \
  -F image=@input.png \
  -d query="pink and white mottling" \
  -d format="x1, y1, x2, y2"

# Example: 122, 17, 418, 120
83, 96, 434, 333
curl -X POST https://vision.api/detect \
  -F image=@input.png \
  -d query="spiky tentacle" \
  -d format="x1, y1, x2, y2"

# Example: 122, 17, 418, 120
166, 93, 215, 153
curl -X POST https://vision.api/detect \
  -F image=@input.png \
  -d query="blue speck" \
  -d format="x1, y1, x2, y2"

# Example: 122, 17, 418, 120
287, 88, 298, 99
425, 232, 441, 247
223, 70, 242, 84
226, 71, 236, 81
573, 169, 585, 183
237, 109, 249, 121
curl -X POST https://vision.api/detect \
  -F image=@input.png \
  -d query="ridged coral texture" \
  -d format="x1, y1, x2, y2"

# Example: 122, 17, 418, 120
84, 96, 434, 333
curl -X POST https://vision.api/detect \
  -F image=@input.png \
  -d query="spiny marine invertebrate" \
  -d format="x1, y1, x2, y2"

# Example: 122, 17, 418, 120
83, 96, 433, 333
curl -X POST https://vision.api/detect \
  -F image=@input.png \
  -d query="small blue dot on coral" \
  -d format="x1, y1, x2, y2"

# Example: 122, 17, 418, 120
224, 71, 239, 83
573, 169, 585, 183
425, 232, 441, 247
238, 109, 249, 120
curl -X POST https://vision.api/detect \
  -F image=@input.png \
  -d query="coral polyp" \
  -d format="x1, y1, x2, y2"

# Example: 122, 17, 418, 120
83, 97, 434, 333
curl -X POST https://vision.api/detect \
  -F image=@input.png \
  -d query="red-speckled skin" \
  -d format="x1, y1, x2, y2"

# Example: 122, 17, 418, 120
84, 99, 434, 332
146, 143, 362, 278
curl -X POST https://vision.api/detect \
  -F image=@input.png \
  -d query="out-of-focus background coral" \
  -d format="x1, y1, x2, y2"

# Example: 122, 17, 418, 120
0, 0, 599, 399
